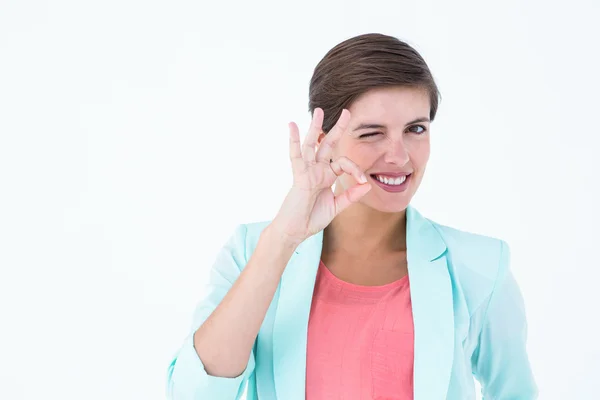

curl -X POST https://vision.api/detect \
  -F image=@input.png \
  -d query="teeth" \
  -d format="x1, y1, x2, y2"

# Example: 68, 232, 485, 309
375, 175, 407, 185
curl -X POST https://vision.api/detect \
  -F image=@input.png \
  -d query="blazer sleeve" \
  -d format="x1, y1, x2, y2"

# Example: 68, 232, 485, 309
166, 224, 256, 400
471, 241, 538, 399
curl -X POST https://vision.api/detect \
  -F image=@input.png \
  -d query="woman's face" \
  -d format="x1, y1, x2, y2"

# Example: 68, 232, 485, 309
320, 86, 432, 213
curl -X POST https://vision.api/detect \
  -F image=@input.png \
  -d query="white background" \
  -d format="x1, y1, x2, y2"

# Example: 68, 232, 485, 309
1, 0, 599, 399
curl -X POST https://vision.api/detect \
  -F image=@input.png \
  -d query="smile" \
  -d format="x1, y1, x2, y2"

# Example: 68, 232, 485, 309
369, 173, 412, 193
373, 174, 406, 185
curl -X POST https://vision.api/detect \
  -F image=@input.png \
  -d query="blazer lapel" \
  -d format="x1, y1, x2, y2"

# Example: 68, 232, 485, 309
406, 205, 454, 400
272, 230, 323, 400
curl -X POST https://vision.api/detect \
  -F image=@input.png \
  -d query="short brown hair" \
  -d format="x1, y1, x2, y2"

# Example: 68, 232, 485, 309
308, 33, 441, 133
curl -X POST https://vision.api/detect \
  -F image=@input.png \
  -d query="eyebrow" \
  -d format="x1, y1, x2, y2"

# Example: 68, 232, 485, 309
352, 117, 431, 131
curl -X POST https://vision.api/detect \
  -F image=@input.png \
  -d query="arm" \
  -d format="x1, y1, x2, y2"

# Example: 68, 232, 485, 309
471, 241, 538, 399
166, 222, 298, 400
166, 108, 370, 399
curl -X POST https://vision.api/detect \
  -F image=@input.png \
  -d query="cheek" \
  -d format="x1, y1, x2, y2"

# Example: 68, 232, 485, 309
337, 143, 376, 167
334, 145, 375, 188
407, 140, 430, 168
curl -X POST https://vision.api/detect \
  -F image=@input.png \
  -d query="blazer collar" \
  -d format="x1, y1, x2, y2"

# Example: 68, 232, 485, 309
271, 204, 454, 400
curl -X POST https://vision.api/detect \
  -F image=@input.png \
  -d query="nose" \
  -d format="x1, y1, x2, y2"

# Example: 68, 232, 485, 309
383, 137, 410, 166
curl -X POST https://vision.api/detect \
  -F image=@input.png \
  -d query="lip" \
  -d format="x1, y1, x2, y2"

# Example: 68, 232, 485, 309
369, 173, 412, 193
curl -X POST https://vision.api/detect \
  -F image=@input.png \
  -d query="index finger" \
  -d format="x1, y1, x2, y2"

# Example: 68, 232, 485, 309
301, 108, 324, 163
315, 109, 351, 162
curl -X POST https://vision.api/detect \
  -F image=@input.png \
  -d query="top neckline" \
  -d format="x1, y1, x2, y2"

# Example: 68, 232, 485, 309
318, 260, 409, 293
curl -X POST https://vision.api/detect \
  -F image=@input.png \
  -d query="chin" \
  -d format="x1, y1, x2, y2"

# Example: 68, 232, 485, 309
362, 196, 412, 214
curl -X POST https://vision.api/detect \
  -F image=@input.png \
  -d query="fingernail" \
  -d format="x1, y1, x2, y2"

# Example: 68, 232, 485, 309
360, 174, 367, 183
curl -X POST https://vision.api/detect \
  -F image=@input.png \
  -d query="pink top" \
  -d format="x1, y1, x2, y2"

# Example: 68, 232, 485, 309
305, 260, 414, 400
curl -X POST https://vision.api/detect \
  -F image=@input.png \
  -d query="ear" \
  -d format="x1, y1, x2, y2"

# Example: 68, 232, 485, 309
316, 131, 326, 147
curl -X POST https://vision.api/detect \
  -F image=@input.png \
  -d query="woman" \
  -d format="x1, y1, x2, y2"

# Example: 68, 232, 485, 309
166, 33, 537, 400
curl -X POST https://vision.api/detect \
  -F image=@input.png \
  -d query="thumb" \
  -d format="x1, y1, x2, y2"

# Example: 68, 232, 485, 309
333, 183, 372, 215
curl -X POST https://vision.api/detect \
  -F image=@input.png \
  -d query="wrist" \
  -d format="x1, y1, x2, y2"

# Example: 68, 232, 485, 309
264, 220, 304, 251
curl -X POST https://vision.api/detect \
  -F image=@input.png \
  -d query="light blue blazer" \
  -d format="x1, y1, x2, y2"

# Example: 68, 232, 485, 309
166, 205, 538, 399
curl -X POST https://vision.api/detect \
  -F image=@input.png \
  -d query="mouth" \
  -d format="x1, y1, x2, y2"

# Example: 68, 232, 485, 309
369, 173, 412, 193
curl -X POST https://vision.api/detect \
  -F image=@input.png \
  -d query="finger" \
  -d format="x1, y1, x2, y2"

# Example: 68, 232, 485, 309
334, 183, 372, 215
288, 122, 304, 174
302, 108, 324, 163
329, 156, 368, 184
316, 109, 351, 163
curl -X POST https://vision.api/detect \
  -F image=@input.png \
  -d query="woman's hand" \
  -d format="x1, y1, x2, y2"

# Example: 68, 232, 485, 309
272, 107, 372, 246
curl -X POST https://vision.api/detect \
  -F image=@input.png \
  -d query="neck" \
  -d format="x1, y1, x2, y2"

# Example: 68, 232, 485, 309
324, 202, 407, 258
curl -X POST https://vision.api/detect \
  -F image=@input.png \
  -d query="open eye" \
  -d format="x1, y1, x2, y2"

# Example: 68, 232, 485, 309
408, 125, 427, 134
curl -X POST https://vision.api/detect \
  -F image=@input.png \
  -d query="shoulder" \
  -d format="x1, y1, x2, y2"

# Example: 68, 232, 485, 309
431, 219, 508, 280
427, 218, 511, 312
238, 220, 271, 242
208, 221, 272, 278
227, 220, 272, 256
